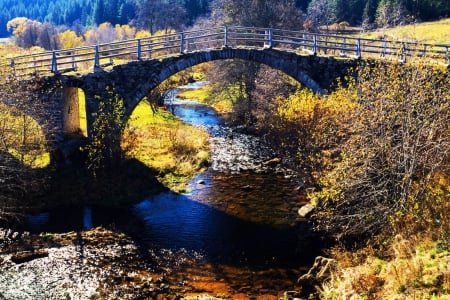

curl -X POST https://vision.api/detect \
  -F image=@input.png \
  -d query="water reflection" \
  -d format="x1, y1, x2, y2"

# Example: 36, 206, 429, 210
83, 207, 93, 230
133, 191, 305, 267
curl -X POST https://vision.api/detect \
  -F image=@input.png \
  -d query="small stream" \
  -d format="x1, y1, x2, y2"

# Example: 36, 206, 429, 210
25, 82, 320, 296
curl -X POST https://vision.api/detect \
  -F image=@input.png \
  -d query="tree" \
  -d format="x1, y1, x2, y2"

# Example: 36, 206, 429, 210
133, 0, 186, 34
58, 30, 84, 49
311, 62, 450, 241
376, 0, 408, 28
205, 0, 304, 128
83, 86, 126, 176
37, 22, 60, 50
0, 69, 53, 223
307, 0, 334, 29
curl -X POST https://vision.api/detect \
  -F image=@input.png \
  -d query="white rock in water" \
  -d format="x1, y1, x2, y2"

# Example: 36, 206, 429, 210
298, 203, 315, 217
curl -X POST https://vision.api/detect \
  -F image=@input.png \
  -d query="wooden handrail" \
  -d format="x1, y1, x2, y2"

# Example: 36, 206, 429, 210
4, 26, 449, 77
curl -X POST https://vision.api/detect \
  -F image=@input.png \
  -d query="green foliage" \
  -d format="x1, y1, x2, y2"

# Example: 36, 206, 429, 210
0, 0, 212, 38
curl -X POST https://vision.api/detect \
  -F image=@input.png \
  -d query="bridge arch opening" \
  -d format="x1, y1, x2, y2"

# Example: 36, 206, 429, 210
0, 101, 50, 168
122, 49, 329, 117
62, 87, 87, 137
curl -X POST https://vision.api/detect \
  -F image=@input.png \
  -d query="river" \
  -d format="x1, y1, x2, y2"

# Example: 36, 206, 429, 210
23, 82, 321, 298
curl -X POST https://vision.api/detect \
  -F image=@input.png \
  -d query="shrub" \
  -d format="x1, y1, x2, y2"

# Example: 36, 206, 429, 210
310, 61, 450, 241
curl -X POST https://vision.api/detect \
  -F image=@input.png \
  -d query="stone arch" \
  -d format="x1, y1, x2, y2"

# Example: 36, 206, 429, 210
122, 48, 328, 117
64, 48, 357, 138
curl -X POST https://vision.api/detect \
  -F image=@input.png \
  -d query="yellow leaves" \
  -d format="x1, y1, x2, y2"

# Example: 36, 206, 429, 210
115, 24, 136, 41
6, 17, 29, 36
135, 30, 152, 39
98, 22, 112, 31
58, 30, 84, 49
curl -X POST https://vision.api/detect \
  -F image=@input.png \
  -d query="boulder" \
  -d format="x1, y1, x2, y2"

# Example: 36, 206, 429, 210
297, 256, 339, 298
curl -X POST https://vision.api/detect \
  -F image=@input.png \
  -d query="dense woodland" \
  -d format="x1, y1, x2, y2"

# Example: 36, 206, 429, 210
1, 0, 450, 37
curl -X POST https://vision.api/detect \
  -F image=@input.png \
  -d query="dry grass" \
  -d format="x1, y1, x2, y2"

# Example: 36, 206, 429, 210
322, 235, 450, 299
363, 18, 450, 44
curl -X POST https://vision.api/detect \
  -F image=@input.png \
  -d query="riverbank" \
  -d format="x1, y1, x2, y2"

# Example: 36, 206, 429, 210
0, 226, 310, 299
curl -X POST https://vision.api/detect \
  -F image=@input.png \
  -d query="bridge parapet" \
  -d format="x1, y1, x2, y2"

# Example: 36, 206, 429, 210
5, 26, 450, 77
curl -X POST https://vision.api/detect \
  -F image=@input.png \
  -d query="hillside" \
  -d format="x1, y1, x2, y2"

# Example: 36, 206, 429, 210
364, 18, 450, 44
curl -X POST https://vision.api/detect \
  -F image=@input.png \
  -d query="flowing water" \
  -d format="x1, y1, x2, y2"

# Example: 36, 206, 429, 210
25, 83, 321, 297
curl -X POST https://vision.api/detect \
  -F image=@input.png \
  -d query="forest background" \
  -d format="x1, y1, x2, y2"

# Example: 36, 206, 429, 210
1, 0, 450, 39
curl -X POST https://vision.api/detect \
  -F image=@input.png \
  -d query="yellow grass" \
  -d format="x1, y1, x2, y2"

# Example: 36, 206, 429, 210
123, 99, 210, 191
0, 102, 50, 168
364, 18, 450, 44
322, 235, 450, 299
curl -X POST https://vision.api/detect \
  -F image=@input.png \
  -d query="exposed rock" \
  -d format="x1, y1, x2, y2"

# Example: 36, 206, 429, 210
298, 203, 315, 218
297, 256, 339, 298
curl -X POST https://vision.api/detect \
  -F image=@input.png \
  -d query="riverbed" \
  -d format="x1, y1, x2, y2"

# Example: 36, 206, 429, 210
0, 83, 321, 299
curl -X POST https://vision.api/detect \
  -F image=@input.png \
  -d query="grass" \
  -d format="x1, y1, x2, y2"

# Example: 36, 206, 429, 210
322, 235, 450, 299
123, 99, 210, 191
0, 102, 50, 168
177, 83, 237, 113
77, 86, 209, 191
363, 18, 450, 44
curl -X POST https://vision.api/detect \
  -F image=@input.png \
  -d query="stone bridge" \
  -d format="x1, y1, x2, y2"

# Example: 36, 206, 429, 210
43, 47, 358, 148
8, 25, 448, 161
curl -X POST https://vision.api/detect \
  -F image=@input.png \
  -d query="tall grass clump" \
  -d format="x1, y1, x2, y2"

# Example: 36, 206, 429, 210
123, 99, 209, 191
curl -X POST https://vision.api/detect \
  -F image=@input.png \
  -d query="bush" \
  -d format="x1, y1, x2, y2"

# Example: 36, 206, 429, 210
310, 61, 450, 241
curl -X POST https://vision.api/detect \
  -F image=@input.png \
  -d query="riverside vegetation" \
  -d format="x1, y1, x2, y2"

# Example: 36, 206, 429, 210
178, 61, 449, 298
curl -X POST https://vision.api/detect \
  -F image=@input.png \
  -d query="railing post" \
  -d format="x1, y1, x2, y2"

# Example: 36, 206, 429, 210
94, 45, 100, 70
137, 39, 142, 60
400, 42, 406, 62
340, 37, 346, 56
51, 51, 58, 73
108, 45, 113, 65
71, 51, 76, 70
422, 44, 427, 58
9, 59, 16, 77
312, 34, 317, 55
356, 38, 361, 58
265, 28, 273, 48
302, 33, 306, 51
224, 26, 228, 48
446, 46, 449, 64
381, 41, 387, 58
180, 32, 185, 53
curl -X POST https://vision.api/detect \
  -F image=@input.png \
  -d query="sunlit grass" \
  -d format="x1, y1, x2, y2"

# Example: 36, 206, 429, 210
177, 85, 211, 103
123, 99, 210, 191
0, 102, 50, 168
363, 18, 450, 44
322, 235, 450, 299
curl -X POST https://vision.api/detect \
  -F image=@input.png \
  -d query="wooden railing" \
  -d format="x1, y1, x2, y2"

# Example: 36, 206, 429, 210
5, 26, 450, 77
